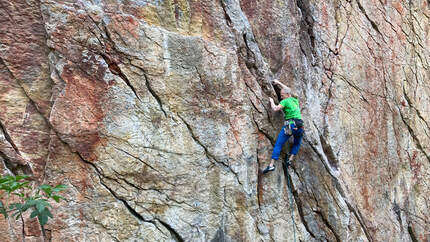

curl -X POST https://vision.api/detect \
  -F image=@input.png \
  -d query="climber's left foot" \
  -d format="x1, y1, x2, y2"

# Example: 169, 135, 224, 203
263, 165, 275, 174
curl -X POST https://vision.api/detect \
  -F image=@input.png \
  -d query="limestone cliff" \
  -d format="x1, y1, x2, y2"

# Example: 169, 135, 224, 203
0, 0, 429, 241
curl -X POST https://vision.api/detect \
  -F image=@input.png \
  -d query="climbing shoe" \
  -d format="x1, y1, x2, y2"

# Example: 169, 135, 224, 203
284, 160, 292, 168
263, 165, 275, 174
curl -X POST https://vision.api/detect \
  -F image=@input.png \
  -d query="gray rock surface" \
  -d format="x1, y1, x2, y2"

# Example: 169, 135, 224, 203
0, 0, 429, 241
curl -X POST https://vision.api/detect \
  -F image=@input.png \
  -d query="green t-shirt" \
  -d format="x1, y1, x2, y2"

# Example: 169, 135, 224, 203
280, 97, 302, 120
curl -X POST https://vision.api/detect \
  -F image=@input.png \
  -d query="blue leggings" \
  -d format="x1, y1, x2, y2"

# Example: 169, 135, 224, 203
271, 123, 304, 160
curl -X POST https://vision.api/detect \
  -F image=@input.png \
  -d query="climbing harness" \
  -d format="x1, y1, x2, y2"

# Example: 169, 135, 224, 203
284, 157, 297, 242
284, 121, 293, 135
284, 118, 305, 135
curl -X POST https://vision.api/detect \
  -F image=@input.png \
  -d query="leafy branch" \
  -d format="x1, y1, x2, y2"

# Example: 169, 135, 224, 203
0, 175, 67, 238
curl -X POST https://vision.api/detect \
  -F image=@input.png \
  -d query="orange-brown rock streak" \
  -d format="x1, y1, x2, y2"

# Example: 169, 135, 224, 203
50, 64, 112, 161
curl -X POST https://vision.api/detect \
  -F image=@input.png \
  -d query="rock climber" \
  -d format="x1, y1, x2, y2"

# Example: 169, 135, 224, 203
263, 80, 304, 173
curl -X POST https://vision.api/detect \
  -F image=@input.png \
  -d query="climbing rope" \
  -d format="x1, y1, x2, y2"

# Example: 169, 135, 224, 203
285, 162, 297, 242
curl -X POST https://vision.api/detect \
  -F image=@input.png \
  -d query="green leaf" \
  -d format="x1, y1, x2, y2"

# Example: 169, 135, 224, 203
30, 210, 38, 218
37, 214, 48, 226
8, 180, 29, 193
13, 192, 25, 198
9, 203, 22, 210
52, 184, 67, 193
42, 208, 53, 218
0, 201, 7, 218
14, 175, 29, 181
52, 195, 64, 203
21, 199, 36, 212
24, 199, 37, 207
40, 184, 52, 196
0, 176, 66, 226
39, 185, 51, 192
52, 195, 60, 203
36, 202, 45, 213
54, 184, 67, 189
0, 177, 9, 185
39, 184, 50, 189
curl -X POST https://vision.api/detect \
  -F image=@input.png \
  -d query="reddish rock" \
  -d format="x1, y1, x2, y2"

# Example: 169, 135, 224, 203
0, 0, 429, 241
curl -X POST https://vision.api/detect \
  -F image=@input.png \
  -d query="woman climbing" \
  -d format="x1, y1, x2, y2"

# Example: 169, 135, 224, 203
263, 80, 304, 173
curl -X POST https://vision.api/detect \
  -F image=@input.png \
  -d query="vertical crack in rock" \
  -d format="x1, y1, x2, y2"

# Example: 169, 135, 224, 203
243, 73, 275, 130
336, 74, 371, 104
0, 57, 52, 127
256, 148, 263, 207
0, 120, 20, 155
289, 166, 337, 240
319, 135, 339, 170
0, 153, 13, 175
402, 87, 430, 139
219, 0, 273, 93
87, 19, 165, 113
250, 112, 274, 145
257, 171, 262, 208
305, 139, 373, 241
333, 2, 349, 54
177, 114, 219, 164
243, 87, 263, 115
156, 219, 185, 242
98, 53, 141, 101
220, 0, 233, 27
407, 225, 418, 242
321, 69, 336, 115
398, 109, 430, 164
355, 0, 386, 41
314, 210, 341, 242
290, 186, 317, 239
98, 181, 171, 240
284, 166, 316, 239
331, 170, 373, 242
143, 72, 167, 117
129, 63, 167, 117
345, 201, 373, 242
392, 202, 402, 228
177, 114, 242, 186
0, 151, 31, 175
306, 137, 338, 179
241, 33, 258, 75
75, 152, 176, 240
296, 0, 316, 58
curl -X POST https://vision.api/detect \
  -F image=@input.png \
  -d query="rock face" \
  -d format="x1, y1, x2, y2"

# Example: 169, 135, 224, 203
0, 0, 429, 241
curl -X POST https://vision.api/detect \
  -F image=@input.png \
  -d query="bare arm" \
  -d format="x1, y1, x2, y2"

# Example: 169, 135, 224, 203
270, 98, 283, 112
273, 80, 298, 98
272, 79, 289, 90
